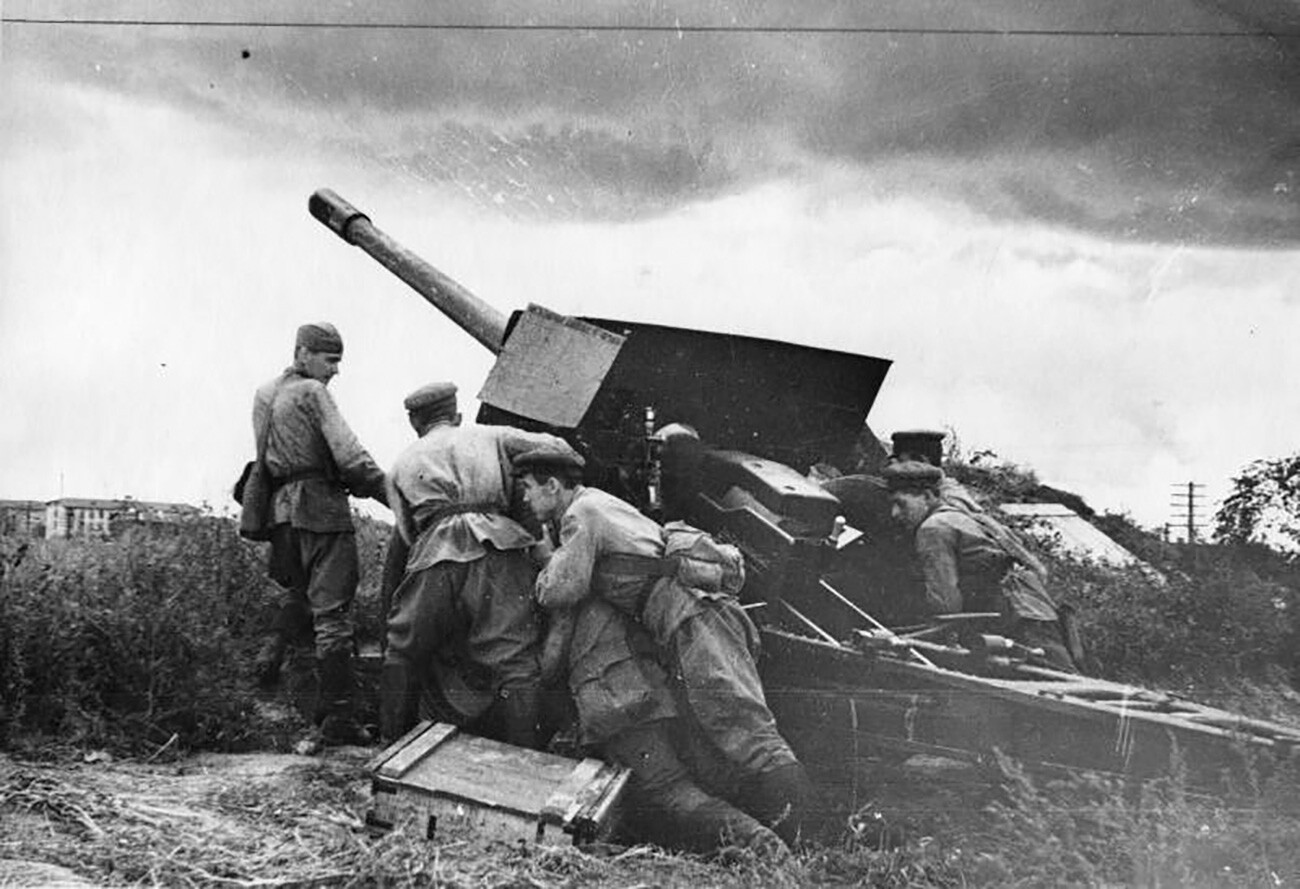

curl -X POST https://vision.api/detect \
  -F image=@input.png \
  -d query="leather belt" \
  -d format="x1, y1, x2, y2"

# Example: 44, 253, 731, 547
599, 553, 679, 615
270, 468, 332, 490
413, 501, 501, 536
600, 553, 678, 577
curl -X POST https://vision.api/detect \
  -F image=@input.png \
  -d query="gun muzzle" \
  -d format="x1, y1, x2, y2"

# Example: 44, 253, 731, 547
309, 189, 371, 244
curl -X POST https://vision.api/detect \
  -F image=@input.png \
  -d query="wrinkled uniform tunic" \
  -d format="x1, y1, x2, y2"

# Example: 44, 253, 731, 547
537, 486, 797, 774
385, 424, 567, 730
914, 505, 1058, 622
566, 599, 678, 746
914, 504, 1080, 672
254, 369, 386, 532
252, 369, 386, 656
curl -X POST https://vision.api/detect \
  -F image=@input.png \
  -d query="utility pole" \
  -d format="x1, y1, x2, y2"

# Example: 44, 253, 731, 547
1169, 482, 1206, 543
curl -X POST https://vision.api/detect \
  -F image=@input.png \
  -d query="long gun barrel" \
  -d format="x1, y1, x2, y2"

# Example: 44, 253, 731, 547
308, 188, 507, 354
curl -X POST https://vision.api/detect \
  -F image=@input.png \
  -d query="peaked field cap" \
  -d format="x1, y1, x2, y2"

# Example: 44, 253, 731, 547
890, 428, 946, 464
513, 441, 586, 472
296, 322, 344, 353
404, 381, 458, 413
881, 460, 943, 490
891, 429, 946, 447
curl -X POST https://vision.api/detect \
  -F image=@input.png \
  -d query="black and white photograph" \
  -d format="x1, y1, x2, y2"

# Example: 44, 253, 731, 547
2, 2, 1300, 885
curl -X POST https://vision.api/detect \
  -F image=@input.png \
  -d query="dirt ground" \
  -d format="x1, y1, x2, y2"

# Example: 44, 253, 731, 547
0, 733, 1002, 888
5, 658, 1299, 888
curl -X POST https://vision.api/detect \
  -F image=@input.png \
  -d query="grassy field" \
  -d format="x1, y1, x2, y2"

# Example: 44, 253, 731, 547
3, 505, 1300, 886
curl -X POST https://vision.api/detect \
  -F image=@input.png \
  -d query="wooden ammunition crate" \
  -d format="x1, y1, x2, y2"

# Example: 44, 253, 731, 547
365, 722, 631, 846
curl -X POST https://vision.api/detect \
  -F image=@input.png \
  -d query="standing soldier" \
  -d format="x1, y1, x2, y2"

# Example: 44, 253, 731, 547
514, 442, 812, 847
252, 322, 388, 745
380, 382, 567, 749
883, 460, 1079, 671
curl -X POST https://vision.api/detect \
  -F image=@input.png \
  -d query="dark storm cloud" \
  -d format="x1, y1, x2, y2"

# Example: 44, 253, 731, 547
9, 0, 1300, 241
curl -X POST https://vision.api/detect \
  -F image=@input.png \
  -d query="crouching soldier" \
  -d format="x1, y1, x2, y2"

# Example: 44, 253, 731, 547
514, 442, 812, 847
883, 460, 1081, 672
549, 599, 786, 857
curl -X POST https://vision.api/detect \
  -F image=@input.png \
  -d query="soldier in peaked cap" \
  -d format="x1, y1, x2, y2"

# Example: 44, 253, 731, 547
248, 322, 389, 747
515, 445, 812, 850
883, 460, 1078, 671
380, 382, 571, 749
889, 428, 984, 514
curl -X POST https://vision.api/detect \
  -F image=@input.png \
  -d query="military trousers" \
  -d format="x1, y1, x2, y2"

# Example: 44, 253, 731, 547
602, 718, 780, 854
384, 546, 544, 746
666, 598, 800, 775
268, 524, 358, 658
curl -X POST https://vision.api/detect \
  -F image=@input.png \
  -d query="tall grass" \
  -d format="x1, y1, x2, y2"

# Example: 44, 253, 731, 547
0, 518, 384, 755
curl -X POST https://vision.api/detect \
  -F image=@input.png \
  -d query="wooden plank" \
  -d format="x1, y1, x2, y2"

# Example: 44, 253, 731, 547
540, 758, 606, 825
368, 728, 631, 846
366, 720, 444, 774
377, 722, 459, 780
578, 767, 631, 830
397, 732, 580, 811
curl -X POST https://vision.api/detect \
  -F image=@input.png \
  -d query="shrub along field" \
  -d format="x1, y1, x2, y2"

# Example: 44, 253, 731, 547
3, 483, 1300, 886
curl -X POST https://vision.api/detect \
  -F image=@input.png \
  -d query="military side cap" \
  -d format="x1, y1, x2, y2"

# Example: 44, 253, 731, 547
513, 441, 586, 472
890, 428, 946, 464
881, 460, 943, 491
296, 322, 344, 354
404, 381, 458, 414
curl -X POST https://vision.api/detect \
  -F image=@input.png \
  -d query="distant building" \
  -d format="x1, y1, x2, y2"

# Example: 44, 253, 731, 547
0, 500, 46, 537
44, 498, 122, 539
43, 497, 201, 539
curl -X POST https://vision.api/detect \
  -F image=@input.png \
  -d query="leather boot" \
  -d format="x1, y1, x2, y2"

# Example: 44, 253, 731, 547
315, 651, 372, 746
742, 761, 813, 848
663, 786, 788, 859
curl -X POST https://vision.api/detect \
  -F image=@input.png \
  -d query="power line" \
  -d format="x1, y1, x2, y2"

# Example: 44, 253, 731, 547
1168, 481, 1207, 543
2, 17, 1297, 39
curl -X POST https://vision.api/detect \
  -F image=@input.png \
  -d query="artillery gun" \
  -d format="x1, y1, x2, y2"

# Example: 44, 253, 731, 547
310, 188, 1300, 795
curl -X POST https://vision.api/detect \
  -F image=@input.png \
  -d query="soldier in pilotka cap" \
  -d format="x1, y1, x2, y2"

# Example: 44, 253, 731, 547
882, 460, 1079, 671
251, 322, 389, 745
380, 382, 570, 749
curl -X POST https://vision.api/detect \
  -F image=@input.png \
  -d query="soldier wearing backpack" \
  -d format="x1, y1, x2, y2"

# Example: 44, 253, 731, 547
514, 442, 811, 848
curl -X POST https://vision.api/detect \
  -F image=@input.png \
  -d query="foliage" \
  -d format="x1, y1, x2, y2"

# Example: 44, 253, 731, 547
0, 518, 385, 755
352, 512, 397, 647
937, 448, 1300, 685
1216, 452, 1300, 549
945, 448, 1041, 505
1050, 553, 1297, 683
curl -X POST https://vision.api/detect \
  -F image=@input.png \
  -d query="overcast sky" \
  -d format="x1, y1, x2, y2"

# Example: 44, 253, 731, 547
3, 0, 1299, 532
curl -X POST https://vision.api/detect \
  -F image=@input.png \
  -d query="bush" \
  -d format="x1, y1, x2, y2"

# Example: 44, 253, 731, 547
1050, 555, 1294, 683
